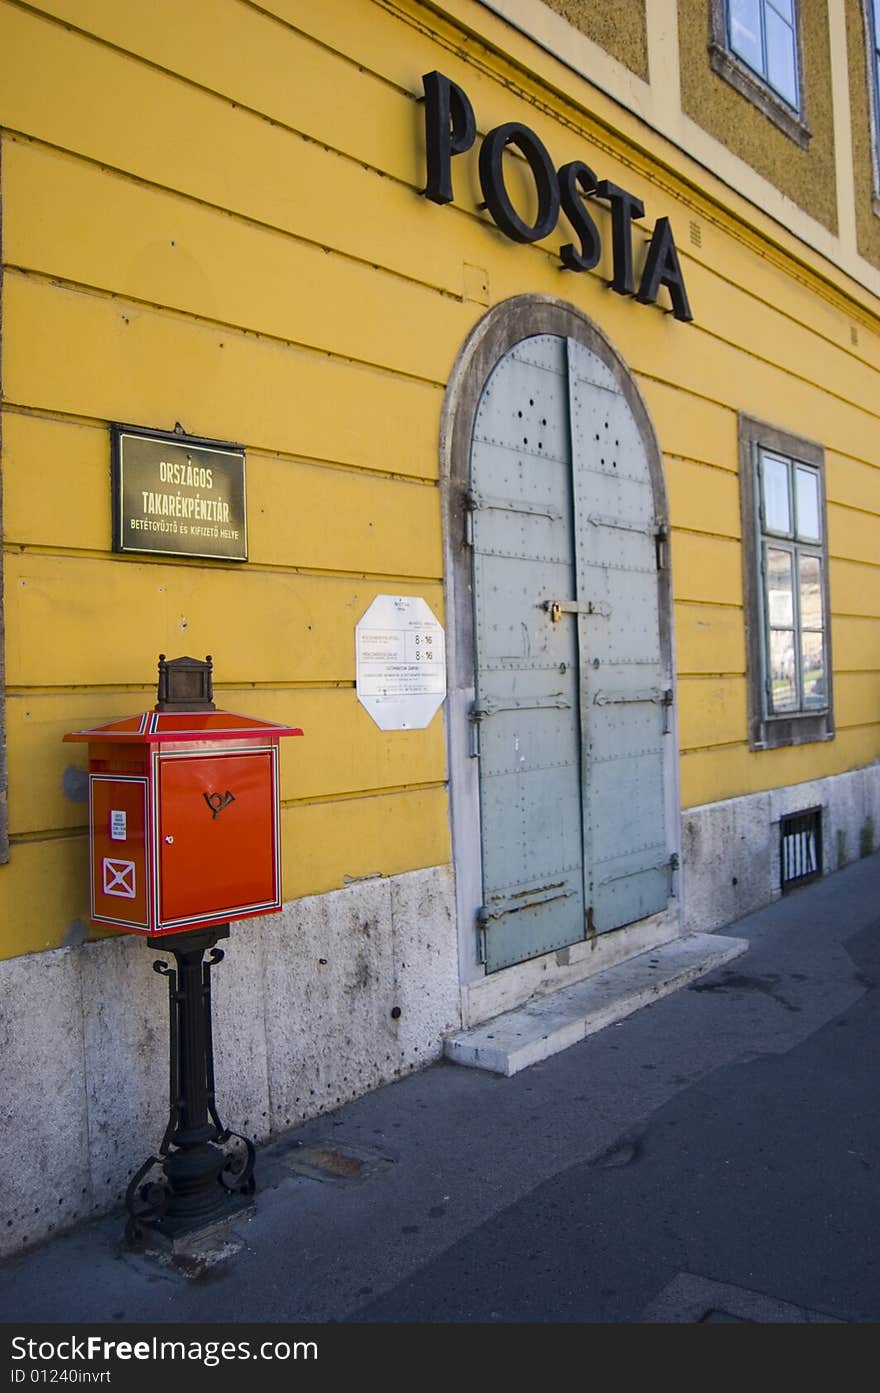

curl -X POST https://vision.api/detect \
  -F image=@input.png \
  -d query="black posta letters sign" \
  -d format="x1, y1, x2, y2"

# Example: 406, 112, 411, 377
421, 71, 693, 323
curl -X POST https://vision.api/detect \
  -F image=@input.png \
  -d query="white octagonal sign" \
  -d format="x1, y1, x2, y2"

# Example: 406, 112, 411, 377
356, 595, 447, 730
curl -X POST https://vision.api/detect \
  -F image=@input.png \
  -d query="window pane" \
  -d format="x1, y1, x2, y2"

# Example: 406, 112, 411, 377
762, 453, 791, 531
729, 0, 763, 71
799, 554, 823, 628
801, 630, 826, 707
794, 467, 820, 540
769, 629, 797, 710
765, 8, 798, 105
766, 547, 794, 625
768, 0, 793, 22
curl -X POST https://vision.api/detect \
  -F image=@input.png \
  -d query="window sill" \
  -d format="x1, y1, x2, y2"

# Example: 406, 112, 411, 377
751, 711, 834, 751
709, 42, 811, 149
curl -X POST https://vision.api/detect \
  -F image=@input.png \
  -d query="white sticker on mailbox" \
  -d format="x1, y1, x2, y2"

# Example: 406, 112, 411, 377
110, 810, 127, 841
103, 858, 136, 898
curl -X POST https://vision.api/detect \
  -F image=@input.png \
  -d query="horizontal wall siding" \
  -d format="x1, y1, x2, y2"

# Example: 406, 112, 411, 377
1, 412, 442, 574
2, 0, 880, 959
11, 687, 447, 837
2, 274, 444, 475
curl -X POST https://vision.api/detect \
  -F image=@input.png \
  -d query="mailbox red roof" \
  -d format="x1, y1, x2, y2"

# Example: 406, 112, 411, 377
63, 710, 303, 743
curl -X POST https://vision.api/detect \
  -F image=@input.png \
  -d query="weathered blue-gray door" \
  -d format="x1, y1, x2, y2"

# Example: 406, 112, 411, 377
470, 335, 669, 973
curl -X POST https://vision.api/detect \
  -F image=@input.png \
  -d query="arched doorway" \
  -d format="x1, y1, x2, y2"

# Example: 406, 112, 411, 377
442, 299, 679, 981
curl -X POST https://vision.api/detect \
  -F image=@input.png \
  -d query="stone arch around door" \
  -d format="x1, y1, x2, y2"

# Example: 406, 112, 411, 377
440, 297, 680, 1010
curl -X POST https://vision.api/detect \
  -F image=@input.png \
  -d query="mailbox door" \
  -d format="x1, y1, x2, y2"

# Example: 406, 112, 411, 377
156, 748, 279, 928
89, 775, 150, 930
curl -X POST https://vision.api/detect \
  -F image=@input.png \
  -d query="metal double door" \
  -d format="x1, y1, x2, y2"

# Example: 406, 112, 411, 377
469, 335, 670, 972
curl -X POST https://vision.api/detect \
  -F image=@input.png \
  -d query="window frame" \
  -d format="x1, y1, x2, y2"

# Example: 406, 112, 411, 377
864, 0, 880, 204
709, 0, 811, 147
738, 414, 834, 751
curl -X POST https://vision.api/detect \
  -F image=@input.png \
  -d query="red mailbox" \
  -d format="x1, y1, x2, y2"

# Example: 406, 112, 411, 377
63, 656, 304, 1243
64, 658, 302, 936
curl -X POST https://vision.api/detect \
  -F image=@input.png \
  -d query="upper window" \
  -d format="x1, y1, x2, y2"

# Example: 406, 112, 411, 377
738, 416, 833, 751
727, 0, 799, 109
869, 0, 880, 168
709, 0, 809, 146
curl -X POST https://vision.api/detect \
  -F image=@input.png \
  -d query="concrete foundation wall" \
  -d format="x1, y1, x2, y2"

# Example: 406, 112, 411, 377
682, 761, 880, 933
0, 865, 459, 1258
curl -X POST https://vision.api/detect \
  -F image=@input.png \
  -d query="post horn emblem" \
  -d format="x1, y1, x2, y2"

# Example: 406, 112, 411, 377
204, 790, 235, 819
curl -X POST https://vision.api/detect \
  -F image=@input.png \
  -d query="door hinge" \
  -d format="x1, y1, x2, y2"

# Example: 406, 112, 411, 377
585, 513, 668, 568
467, 703, 482, 758
471, 695, 571, 720
592, 685, 674, 730
477, 885, 574, 924
662, 686, 674, 733
467, 490, 562, 521
593, 686, 668, 705
597, 851, 679, 888
477, 922, 487, 965
668, 851, 680, 894
655, 523, 669, 571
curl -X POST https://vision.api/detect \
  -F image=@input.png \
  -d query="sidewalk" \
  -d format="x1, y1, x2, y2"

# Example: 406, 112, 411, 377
1, 851, 878, 1325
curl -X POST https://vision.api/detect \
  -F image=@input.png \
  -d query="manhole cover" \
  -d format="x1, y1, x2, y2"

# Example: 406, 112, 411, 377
283, 1140, 395, 1185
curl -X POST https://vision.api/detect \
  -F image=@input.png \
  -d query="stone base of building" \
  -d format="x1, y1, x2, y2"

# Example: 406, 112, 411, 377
0, 866, 459, 1259
681, 761, 880, 934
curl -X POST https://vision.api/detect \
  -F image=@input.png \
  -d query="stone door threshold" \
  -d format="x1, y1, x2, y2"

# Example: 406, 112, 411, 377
444, 932, 749, 1075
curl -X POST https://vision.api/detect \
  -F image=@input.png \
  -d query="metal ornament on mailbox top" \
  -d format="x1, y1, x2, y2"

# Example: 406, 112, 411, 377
64, 691, 302, 938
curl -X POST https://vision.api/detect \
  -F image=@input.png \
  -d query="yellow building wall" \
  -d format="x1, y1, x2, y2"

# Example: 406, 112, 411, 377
2, 0, 880, 960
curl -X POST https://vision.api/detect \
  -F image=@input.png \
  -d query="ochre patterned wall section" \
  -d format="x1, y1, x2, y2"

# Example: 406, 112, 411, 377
540, 0, 649, 78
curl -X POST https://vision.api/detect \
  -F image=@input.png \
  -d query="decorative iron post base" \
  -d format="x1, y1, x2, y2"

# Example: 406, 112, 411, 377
125, 925, 256, 1246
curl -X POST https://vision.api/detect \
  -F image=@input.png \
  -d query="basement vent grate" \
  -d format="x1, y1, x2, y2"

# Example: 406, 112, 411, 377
780, 806, 822, 893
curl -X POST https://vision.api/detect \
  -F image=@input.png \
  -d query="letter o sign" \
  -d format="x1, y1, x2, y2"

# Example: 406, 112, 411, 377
478, 122, 560, 244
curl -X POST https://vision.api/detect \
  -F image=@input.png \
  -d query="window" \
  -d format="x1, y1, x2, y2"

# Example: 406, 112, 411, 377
709, 0, 809, 146
738, 416, 833, 750
868, 1, 880, 173
727, 0, 799, 108
780, 807, 823, 892
758, 450, 826, 712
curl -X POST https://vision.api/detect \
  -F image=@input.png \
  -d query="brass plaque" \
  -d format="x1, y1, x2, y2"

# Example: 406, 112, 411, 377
112, 426, 247, 561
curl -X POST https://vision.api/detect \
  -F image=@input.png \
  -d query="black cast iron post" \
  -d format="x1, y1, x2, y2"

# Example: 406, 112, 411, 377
125, 924, 255, 1246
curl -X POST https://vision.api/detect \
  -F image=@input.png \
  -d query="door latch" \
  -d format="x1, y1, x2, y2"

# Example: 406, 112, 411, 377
543, 599, 611, 623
